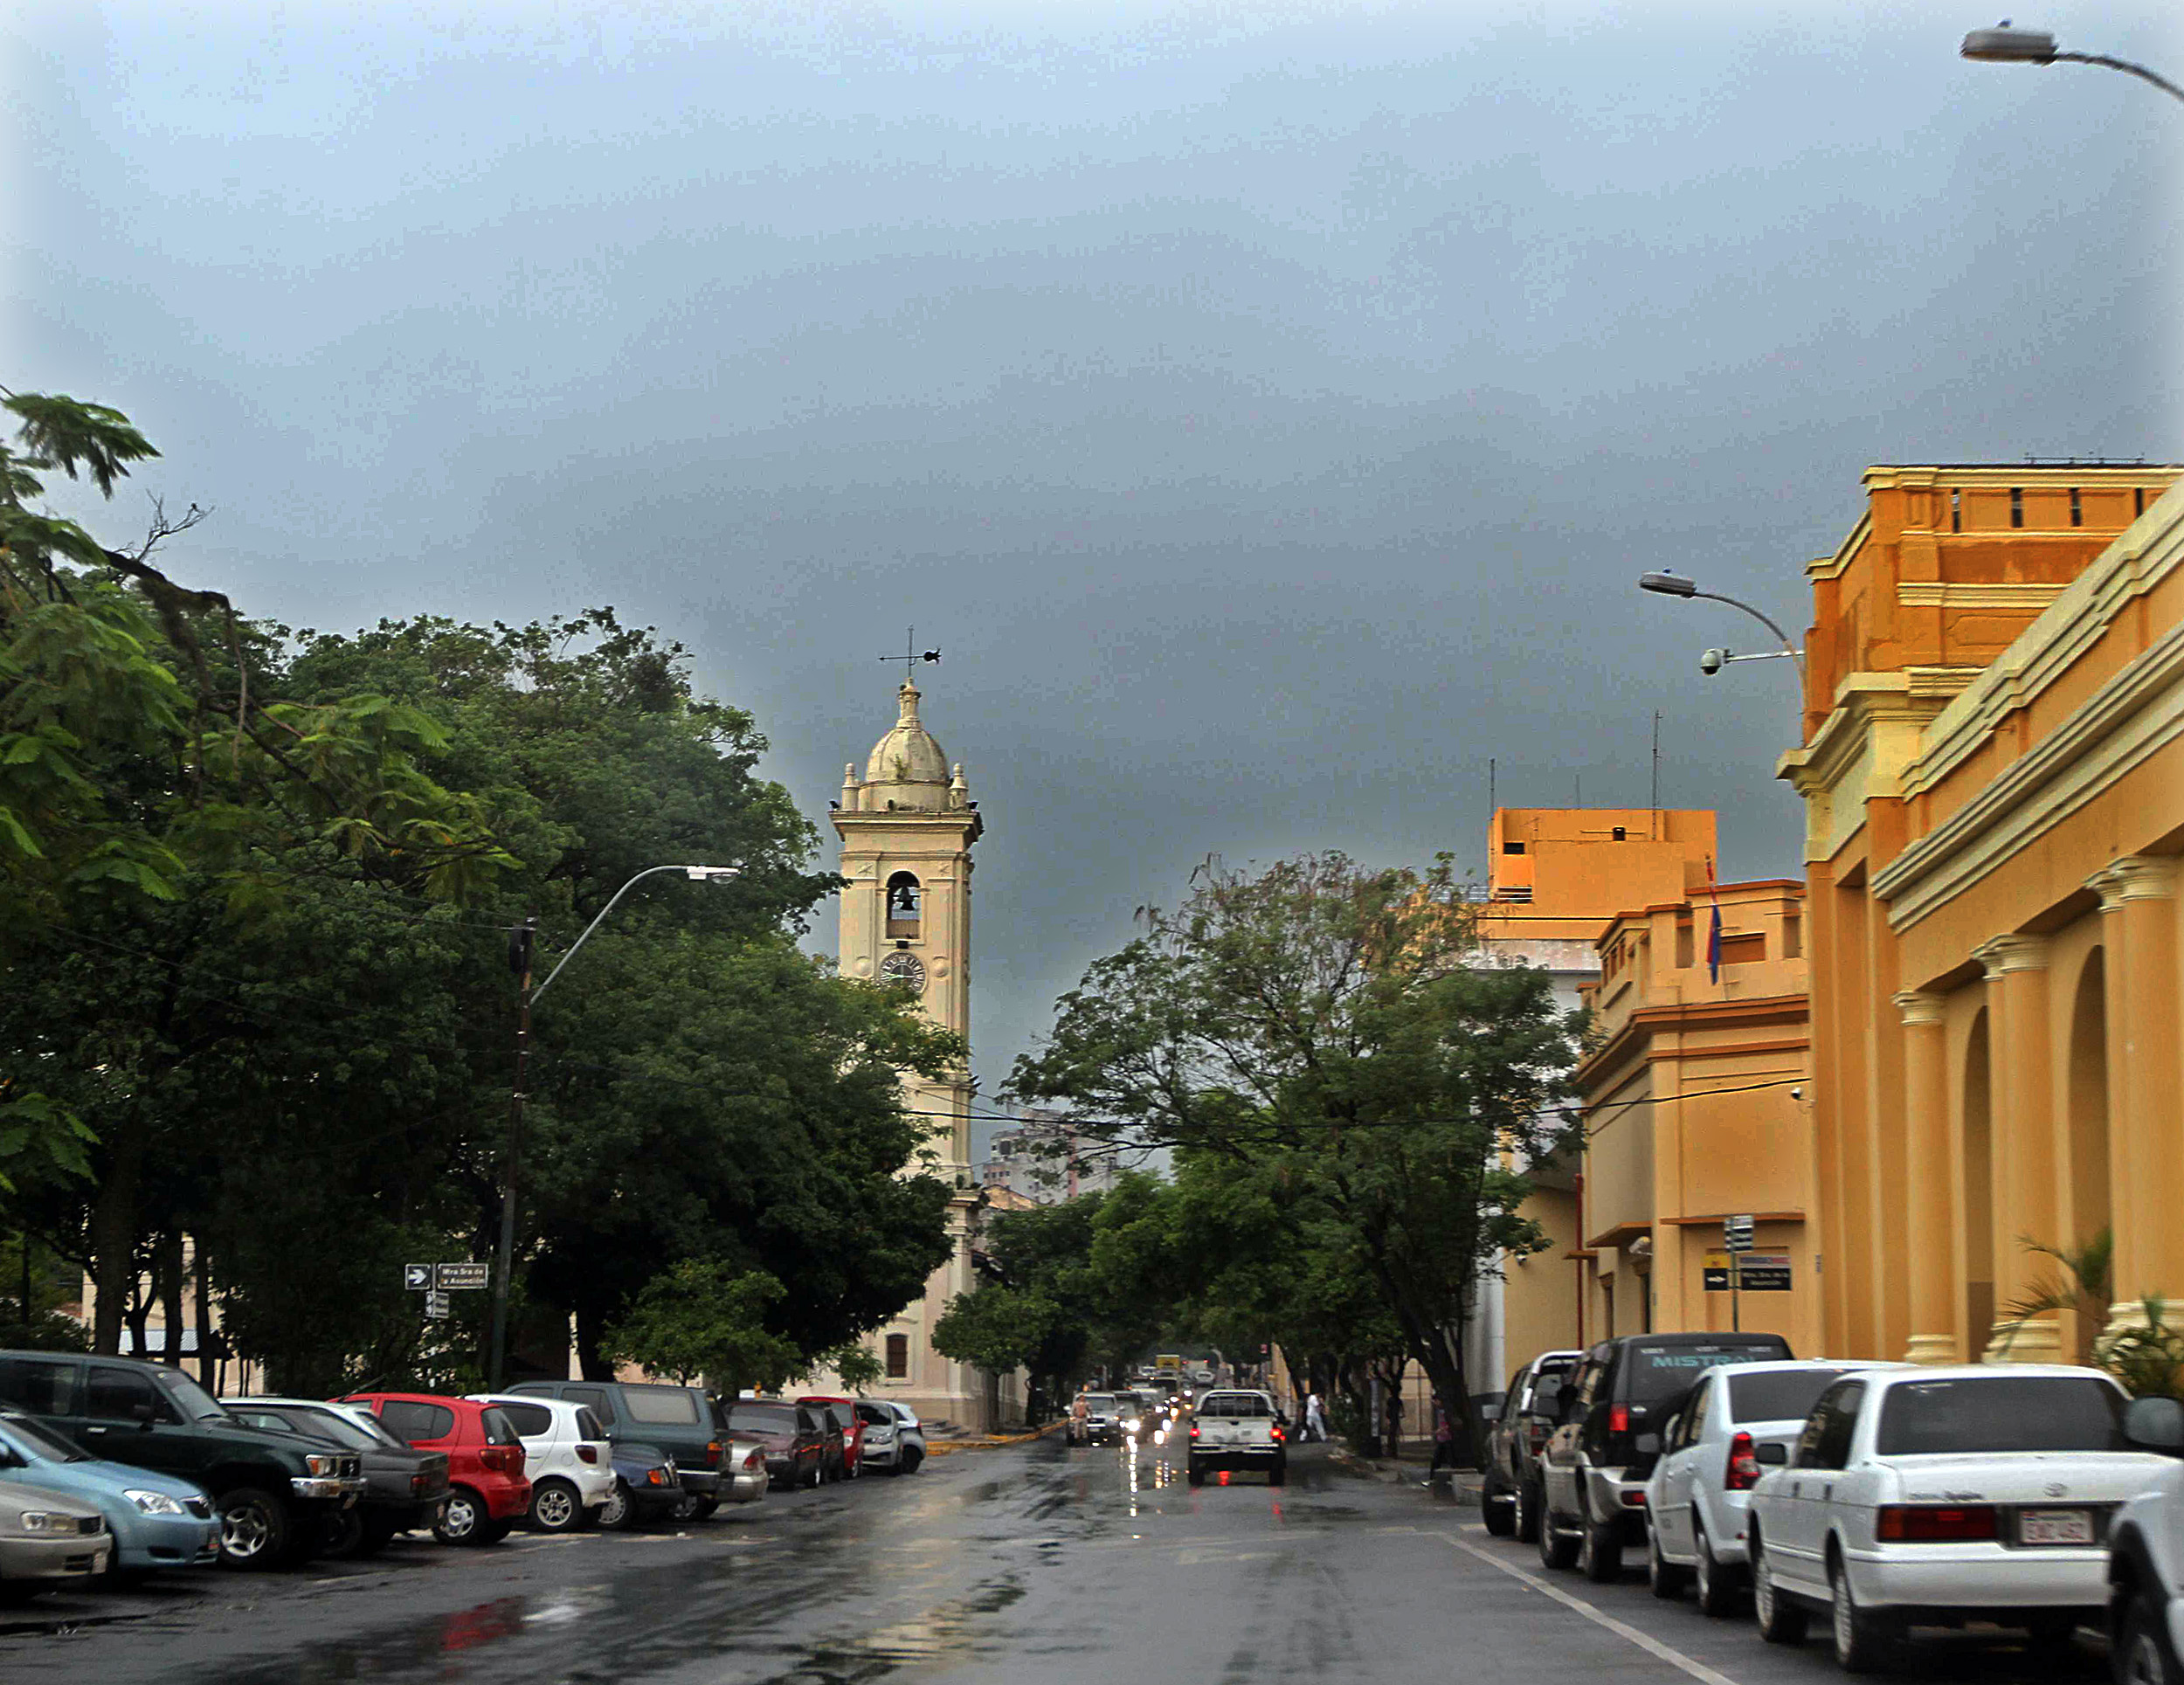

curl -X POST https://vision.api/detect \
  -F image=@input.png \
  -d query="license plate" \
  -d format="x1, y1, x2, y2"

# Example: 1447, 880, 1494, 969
2019, 1509, 2094, 1546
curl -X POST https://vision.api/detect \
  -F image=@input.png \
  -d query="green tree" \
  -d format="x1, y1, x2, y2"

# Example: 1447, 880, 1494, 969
1008, 853, 1583, 1461
602, 1260, 802, 1390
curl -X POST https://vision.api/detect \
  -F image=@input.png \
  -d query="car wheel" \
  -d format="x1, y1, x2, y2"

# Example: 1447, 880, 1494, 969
1579, 1493, 1622, 1584
529, 1478, 584, 1534
902, 1448, 923, 1474
356, 1515, 398, 1556
436, 1488, 494, 1547
321, 1504, 366, 1559
1648, 1523, 1687, 1599
802, 1460, 821, 1489
2026, 1614, 2078, 1647
2118, 1594, 2177, 1685
1692, 1520, 1737, 1618
1829, 1553, 1891, 1673
216, 1487, 293, 1571
1268, 1457, 1287, 1487
1752, 1535, 1807, 1646
597, 1480, 635, 1531
688, 1496, 719, 1521
1482, 1472, 1516, 1537
1516, 1475, 1544, 1545
1187, 1461, 1206, 1488
1537, 1493, 1579, 1571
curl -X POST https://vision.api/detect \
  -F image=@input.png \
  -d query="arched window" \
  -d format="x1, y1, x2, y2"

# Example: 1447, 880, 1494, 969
885, 872, 922, 939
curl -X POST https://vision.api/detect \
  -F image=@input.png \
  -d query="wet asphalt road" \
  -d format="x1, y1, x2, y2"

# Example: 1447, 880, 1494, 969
0, 1434, 2117, 1683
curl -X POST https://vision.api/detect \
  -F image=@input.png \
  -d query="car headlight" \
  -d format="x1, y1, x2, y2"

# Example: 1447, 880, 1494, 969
125, 1489, 188, 1516
13, 1511, 72, 1534
305, 1454, 342, 1478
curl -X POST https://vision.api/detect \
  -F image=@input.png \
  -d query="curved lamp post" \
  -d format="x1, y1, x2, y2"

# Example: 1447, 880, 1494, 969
1637, 572, 1806, 682
1961, 26, 2184, 106
487, 863, 742, 1388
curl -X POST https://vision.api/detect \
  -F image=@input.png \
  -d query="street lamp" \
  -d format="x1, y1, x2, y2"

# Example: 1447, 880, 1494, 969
1637, 572, 1806, 683
1960, 26, 2184, 105
486, 863, 741, 1389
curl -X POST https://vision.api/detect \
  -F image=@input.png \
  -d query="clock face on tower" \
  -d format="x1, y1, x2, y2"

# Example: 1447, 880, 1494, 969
878, 951, 927, 991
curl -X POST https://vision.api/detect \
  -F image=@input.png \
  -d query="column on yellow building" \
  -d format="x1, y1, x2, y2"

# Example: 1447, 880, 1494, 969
1973, 936, 2059, 1363
2091, 858, 2183, 1333
1892, 989, 1959, 1364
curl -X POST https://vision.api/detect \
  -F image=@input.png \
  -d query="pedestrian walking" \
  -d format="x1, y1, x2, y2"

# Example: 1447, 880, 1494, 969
1304, 1391, 1326, 1442
1430, 1398, 1456, 1472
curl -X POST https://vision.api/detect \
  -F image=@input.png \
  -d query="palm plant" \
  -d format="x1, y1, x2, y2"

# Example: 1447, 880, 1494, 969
1993, 1229, 2112, 1365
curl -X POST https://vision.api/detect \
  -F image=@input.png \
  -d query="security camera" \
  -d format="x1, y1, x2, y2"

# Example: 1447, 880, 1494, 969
1700, 647, 1726, 676
1790, 1085, 1805, 1101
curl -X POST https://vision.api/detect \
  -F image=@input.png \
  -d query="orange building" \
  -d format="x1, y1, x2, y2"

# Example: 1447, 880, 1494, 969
1572, 881, 1814, 1352
1778, 465, 2183, 1364
1477, 809, 1719, 1378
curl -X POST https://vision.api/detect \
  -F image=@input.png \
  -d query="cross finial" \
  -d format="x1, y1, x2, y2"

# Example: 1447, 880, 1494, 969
878, 626, 942, 687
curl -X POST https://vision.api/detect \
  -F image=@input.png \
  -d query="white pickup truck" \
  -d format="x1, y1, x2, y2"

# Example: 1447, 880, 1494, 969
1186, 1389, 1287, 1487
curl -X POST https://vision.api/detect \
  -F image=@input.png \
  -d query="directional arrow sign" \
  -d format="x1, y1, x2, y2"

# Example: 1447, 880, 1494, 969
403, 1264, 433, 1291
424, 1290, 451, 1319
436, 1262, 490, 1291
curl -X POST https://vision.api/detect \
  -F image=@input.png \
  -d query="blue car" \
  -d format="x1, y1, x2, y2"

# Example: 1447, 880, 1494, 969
0, 1408, 219, 1577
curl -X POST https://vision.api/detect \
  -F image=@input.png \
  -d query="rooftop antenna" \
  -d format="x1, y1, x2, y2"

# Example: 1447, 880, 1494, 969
1651, 711, 1662, 839
879, 626, 943, 688
1489, 758, 1496, 817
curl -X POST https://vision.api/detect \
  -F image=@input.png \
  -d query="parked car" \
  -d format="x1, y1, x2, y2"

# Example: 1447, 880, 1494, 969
0, 1484, 108, 1594
468, 1394, 614, 1534
718, 1438, 769, 1504
799, 1396, 867, 1476
599, 1440, 681, 1530
1073, 1392, 1122, 1447
1538, 1331, 1794, 1581
854, 1400, 926, 1474
721, 1399, 826, 1489
0, 1408, 215, 1579
339, 1393, 529, 1548
0, 1349, 363, 1571
221, 1398, 450, 1556
1482, 1349, 1581, 1541
506, 1380, 727, 1519
1187, 1388, 1287, 1486
1746, 1364, 2173, 1671
2106, 1394, 2184, 1685
1643, 1360, 1887, 1613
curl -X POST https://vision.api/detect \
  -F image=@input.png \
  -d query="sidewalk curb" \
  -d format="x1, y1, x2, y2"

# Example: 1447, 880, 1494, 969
1328, 1446, 1485, 1505
922, 1419, 1068, 1456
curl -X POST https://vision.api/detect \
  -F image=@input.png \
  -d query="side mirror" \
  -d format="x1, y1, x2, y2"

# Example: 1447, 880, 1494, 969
131, 1401, 158, 1427
1756, 1442, 1788, 1465
2125, 1396, 2184, 1454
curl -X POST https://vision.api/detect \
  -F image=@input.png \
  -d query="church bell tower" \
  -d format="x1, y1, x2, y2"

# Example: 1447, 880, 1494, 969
832, 680, 989, 1425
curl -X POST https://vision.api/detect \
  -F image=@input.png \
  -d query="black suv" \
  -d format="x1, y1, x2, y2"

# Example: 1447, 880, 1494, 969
1537, 1331, 1791, 1581
0, 1350, 365, 1569
1481, 1350, 1580, 1541
507, 1379, 726, 1516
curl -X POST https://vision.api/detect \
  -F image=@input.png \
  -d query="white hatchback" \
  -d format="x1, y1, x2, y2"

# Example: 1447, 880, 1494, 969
1646, 1359, 1897, 1615
1747, 1364, 2176, 1671
468, 1393, 615, 1533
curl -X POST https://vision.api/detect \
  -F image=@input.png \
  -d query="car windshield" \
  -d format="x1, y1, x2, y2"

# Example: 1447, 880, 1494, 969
1729, 1369, 1858, 1425
480, 1408, 522, 1447
621, 1386, 701, 1426
0, 1412, 88, 1464
282, 1410, 385, 1453
729, 1405, 799, 1435
1083, 1395, 1116, 1411
1627, 1343, 1787, 1405
1876, 1377, 2129, 1455
156, 1369, 232, 1423
1199, 1394, 1272, 1418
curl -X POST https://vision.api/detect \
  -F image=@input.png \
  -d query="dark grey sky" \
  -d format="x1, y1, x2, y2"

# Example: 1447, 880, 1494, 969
10, 4, 2180, 1129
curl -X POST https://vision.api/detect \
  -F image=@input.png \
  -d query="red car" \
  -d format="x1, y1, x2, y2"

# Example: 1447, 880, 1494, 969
798, 1395, 865, 1478
339, 1393, 530, 1546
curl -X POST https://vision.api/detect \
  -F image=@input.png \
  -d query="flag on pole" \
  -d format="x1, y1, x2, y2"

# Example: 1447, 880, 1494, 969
1706, 858, 1724, 983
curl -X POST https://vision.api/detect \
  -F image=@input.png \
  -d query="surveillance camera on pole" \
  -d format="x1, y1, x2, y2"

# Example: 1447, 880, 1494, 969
1700, 648, 1725, 676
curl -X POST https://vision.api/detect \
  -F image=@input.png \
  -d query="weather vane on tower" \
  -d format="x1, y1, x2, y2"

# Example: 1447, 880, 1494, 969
878, 627, 942, 688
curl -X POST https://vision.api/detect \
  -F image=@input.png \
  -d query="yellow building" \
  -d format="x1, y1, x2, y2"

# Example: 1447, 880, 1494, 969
1778, 466, 2184, 1364
1574, 881, 1815, 1352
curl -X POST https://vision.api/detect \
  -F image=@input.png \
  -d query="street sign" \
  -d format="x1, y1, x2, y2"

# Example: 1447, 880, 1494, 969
1724, 1214, 1757, 1252
403, 1264, 432, 1291
424, 1290, 451, 1319
1704, 1251, 1791, 1291
436, 1262, 490, 1291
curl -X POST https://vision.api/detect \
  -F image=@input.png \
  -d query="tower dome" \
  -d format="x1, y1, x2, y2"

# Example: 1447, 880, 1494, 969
864, 683, 950, 792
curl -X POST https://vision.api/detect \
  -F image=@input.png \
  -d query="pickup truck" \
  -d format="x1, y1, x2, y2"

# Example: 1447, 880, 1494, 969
1186, 1389, 1286, 1487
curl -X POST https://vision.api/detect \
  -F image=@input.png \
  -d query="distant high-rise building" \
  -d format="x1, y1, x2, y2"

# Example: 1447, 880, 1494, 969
980, 1112, 1120, 1205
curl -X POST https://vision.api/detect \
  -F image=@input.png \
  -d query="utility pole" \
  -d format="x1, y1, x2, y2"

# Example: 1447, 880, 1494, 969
487, 916, 536, 1391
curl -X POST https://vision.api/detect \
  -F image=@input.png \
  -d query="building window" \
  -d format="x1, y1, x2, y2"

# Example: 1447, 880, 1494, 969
2010, 487, 2024, 528
1783, 913, 1801, 960
885, 872, 922, 940
1503, 840, 1525, 855
1612, 826, 1627, 840
1950, 489, 1961, 533
2070, 487, 2083, 528
1719, 931, 1766, 966
885, 1334, 909, 1378
1675, 916, 1694, 970
2139, 488, 2148, 517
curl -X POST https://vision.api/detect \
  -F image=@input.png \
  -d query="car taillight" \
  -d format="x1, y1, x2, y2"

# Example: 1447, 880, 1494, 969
577, 1445, 599, 1465
411, 1473, 430, 1495
706, 1440, 722, 1469
647, 1467, 669, 1487
1608, 1404, 1630, 1435
1526, 1423, 1548, 1451
1724, 1431, 1762, 1492
1189, 1424, 1200, 1440
1876, 1504, 1998, 1543
1270, 1426, 1284, 1442
745, 1450, 764, 1470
